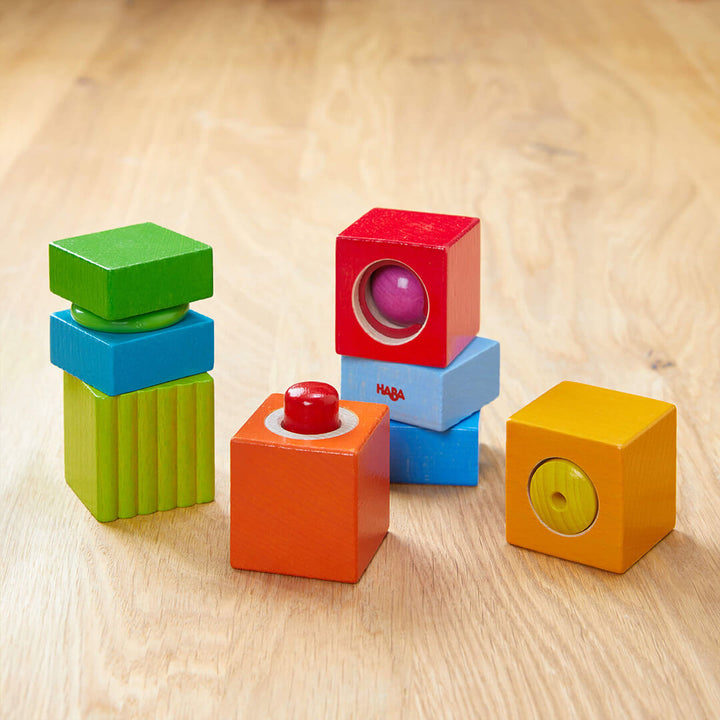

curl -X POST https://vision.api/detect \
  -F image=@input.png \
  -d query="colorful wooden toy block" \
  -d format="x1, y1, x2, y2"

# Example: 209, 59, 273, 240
230, 382, 389, 583
49, 222, 213, 320
49, 222, 216, 522
63, 372, 214, 522
50, 309, 214, 396
336, 208, 480, 368
506, 381, 676, 573
341, 336, 499, 431
390, 412, 480, 486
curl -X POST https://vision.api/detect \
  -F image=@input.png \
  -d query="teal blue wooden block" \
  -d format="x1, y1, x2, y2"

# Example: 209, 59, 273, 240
49, 222, 213, 320
390, 412, 480, 486
50, 309, 214, 396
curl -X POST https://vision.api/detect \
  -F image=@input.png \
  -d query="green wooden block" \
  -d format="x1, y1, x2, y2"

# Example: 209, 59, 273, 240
63, 371, 215, 522
49, 223, 213, 320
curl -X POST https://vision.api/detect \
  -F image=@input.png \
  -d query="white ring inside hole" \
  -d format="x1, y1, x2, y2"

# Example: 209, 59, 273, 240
264, 407, 360, 440
351, 259, 430, 346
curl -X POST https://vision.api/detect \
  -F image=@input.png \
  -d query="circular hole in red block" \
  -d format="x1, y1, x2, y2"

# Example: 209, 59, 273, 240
352, 261, 429, 345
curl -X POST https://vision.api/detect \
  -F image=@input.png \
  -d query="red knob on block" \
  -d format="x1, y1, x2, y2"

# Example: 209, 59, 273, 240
282, 382, 341, 435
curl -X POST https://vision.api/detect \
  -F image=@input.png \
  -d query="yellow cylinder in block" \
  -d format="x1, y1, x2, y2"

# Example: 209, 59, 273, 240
528, 458, 598, 535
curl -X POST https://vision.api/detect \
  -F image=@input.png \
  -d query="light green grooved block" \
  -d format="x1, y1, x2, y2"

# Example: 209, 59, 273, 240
63, 371, 215, 522
49, 222, 213, 321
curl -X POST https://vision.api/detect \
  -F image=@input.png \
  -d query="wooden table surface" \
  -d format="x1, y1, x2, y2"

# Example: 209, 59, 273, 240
2, 1, 719, 717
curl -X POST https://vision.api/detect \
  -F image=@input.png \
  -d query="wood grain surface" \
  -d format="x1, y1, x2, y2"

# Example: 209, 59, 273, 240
2, 0, 719, 718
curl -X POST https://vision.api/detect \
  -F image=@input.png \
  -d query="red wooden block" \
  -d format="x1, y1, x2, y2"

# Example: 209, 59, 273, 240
336, 208, 481, 368
230, 384, 390, 583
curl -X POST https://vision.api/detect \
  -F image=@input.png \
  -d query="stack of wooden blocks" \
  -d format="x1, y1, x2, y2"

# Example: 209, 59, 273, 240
336, 208, 500, 486
49, 222, 215, 522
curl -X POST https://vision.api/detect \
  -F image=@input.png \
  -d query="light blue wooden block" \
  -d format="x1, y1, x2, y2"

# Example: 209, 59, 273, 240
341, 336, 499, 431
390, 412, 480, 486
50, 309, 214, 396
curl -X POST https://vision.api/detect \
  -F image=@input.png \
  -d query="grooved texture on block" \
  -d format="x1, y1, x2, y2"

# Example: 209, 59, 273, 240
49, 222, 213, 320
63, 372, 214, 522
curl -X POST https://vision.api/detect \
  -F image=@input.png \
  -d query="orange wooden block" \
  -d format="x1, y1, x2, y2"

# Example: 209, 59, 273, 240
506, 381, 676, 573
230, 388, 390, 583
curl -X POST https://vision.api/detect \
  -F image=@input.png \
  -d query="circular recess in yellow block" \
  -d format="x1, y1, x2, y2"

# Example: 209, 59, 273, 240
528, 458, 598, 535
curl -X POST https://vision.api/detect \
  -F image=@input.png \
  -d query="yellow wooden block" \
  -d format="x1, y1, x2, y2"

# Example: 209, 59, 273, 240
506, 381, 676, 573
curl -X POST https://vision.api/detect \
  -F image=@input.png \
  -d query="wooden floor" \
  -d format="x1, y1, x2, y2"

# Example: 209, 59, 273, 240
2, 0, 720, 717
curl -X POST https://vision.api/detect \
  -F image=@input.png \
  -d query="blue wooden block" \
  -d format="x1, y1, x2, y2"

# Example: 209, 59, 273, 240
390, 412, 480, 486
341, 336, 499, 431
50, 309, 214, 396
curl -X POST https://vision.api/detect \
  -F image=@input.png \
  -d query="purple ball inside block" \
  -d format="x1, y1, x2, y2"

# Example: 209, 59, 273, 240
369, 265, 426, 327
